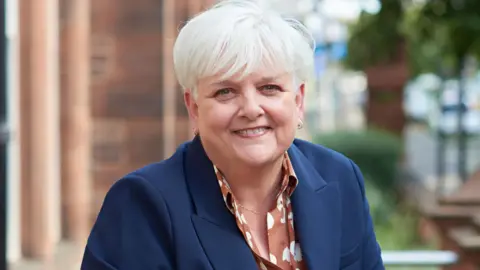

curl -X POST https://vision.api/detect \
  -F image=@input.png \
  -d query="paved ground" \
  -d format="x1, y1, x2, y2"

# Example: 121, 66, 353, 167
9, 241, 82, 270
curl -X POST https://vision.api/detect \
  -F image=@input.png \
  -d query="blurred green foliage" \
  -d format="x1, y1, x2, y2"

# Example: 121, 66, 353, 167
365, 180, 430, 251
418, 0, 480, 61
314, 129, 435, 257
367, 181, 438, 270
313, 129, 403, 194
344, 0, 403, 71
344, 0, 480, 77
401, 4, 454, 76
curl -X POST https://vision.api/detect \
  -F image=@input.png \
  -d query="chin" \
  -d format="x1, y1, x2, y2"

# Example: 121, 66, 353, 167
234, 148, 281, 167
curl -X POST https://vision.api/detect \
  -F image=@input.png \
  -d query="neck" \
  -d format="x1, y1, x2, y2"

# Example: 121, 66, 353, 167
218, 156, 284, 212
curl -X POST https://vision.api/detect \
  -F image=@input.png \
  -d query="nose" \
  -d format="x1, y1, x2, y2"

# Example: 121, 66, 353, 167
239, 89, 264, 120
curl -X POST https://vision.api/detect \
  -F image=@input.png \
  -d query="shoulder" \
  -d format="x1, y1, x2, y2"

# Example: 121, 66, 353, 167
91, 142, 191, 233
293, 138, 357, 177
292, 138, 366, 199
101, 141, 191, 218
85, 153, 184, 269
293, 140, 375, 255
293, 138, 350, 166
120, 142, 189, 192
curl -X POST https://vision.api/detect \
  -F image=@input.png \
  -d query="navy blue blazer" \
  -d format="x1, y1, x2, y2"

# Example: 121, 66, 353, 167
81, 136, 384, 270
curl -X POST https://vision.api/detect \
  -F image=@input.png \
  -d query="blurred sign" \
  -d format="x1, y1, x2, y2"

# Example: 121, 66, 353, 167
330, 42, 347, 60
314, 50, 327, 77
314, 42, 347, 77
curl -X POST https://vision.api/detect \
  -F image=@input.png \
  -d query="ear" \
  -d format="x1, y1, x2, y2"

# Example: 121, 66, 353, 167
295, 83, 305, 119
184, 89, 199, 125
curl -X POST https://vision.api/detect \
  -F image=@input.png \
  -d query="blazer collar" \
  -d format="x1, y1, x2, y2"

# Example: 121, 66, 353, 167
288, 142, 342, 269
287, 142, 328, 191
184, 136, 341, 270
184, 136, 236, 228
184, 136, 256, 270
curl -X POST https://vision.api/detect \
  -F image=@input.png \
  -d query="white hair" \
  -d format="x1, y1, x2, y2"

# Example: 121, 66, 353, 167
173, 0, 315, 94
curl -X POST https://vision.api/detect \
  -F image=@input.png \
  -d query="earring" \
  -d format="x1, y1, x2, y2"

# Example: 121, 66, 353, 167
297, 119, 304, 130
193, 128, 199, 136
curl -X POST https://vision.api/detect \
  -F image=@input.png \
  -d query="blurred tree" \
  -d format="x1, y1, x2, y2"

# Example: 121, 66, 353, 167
344, 0, 480, 137
346, 0, 480, 76
344, 0, 404, 71
414, 0, 480, 73
344, 0, 407, 137
401, 4, 452, 76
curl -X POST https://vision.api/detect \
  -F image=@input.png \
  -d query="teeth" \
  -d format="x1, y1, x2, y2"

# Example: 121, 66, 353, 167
237, 128, 267, 136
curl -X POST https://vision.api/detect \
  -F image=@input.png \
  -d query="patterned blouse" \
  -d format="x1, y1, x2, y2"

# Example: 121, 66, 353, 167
214, 153, 306, 270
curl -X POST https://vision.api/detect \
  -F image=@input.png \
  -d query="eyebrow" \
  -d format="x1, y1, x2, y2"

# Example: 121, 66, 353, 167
210, 76, 280, 87
257, 76, 279, 84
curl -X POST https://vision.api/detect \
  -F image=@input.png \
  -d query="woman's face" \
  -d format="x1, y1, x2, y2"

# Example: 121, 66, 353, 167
184, 68, 305, 167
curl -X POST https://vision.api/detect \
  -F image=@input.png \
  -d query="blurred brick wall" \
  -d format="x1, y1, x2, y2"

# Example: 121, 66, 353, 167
90, 0, 164, 220
89, 0, 215, 221
15, 0, 217, 259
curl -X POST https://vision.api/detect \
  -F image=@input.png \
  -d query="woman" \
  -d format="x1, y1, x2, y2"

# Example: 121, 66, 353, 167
81, 0, 384, 269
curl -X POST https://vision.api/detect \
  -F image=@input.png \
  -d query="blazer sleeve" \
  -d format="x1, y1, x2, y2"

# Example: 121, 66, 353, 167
81, 174, 175, 270
350, 160, 385, 270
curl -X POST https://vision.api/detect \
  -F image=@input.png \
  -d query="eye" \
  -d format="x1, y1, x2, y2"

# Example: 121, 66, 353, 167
215, 88, 232, 95
214, 88, 235, 100
260, 84, 281, 93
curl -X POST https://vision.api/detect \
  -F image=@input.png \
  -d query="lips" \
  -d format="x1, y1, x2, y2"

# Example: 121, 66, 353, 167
233, 126, 272, 137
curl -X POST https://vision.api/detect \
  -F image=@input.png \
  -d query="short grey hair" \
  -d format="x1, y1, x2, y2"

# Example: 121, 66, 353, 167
173, 0, 315, 94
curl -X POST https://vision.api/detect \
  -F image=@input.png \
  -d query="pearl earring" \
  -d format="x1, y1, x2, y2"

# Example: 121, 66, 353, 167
297, 119, 304, 129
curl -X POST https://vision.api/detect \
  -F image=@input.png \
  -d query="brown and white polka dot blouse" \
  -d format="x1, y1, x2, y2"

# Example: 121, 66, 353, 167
214, 153, 306, 270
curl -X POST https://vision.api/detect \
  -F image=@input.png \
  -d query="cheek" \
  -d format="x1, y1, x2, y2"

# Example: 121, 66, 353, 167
198, 104, 235, 130
265, 97, 298, 125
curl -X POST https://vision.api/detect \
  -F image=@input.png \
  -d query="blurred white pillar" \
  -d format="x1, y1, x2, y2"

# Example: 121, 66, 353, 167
6, 0, 21, 263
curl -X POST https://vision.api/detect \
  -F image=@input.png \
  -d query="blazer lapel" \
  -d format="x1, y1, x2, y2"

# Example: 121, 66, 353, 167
288, 144, 342, 270
184, 136, 258, 270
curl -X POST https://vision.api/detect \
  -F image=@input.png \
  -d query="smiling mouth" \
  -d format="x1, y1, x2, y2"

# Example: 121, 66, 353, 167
233, 127, 272, 137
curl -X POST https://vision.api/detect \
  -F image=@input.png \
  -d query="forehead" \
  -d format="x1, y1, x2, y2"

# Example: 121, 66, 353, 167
201, 67, 294, 86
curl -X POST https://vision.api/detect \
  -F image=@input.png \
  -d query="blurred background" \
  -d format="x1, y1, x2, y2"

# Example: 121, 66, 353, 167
1, 0, 480, 269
